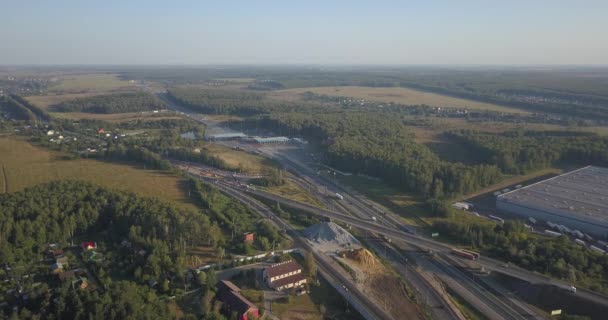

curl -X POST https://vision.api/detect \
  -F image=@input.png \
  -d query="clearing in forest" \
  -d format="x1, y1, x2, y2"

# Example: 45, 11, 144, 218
272, 86, 526, 114
0, 137, 197, 210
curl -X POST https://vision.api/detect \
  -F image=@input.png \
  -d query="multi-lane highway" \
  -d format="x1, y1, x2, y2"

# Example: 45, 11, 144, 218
166, 95, 608, 319
197, 170, 394, 320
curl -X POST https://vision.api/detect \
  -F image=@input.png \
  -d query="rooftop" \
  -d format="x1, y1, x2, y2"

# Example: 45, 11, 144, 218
252, 136, 290, 143
498, 166, 608, 223
217, 281, 257, 316
270, 272, 306, 289
266, 260, 302, 278
207, 132, 247, 139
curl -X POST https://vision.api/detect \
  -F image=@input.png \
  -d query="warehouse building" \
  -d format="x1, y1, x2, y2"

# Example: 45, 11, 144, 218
205, 132, 248, 141
496, 166, 608, 239
251, 136, 290, 144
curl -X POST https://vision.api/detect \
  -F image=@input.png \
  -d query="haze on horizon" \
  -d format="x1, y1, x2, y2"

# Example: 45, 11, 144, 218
1, 0, 607, 66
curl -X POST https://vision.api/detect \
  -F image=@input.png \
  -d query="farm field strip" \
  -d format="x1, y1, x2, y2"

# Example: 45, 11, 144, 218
272, 86, 528, 114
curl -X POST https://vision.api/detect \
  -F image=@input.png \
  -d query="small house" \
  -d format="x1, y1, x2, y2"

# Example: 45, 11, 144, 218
243, 232, 254, 243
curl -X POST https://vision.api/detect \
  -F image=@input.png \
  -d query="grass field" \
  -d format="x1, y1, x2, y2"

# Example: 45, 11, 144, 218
25, 93, 184, 122
0, 137, 197, 210
265, 180, 324, 207
334, 174, 427, 227
271, 86, 527, 114
335, 173, 495, 229
47, 73, 135, 93
203, 144, 279, 174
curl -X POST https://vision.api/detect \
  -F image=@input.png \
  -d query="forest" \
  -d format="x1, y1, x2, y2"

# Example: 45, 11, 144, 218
167, 87, 314, 115
0, 95, 50, 123
0, 179, 287, 319
244, 111, 502, 198
446, 130, 608, 174
434, 218, 608, 294
54, 92, 165, 114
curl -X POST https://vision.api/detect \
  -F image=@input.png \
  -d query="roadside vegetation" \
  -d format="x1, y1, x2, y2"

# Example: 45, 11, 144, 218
53, 92, 165, 114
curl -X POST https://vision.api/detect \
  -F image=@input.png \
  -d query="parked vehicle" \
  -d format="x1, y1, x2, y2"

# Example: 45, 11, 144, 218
335, 193, 344, 200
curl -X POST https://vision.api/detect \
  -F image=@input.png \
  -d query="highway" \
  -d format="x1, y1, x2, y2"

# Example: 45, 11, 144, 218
238, 184, 608, 309
166, 95, 608, 318
188, 170, 392, 320
176, 145, 546, 318
234, 151, 546, 318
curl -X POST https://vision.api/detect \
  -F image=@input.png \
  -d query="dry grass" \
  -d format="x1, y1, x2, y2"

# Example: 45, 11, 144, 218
266, 180, 324, 207
273, 294, 324, 320
271, 86, 527, 114
342, 249, 421, 320
203, 144, 277, 174
25, 93, 115, 110
335, 174, 425, 227
47, 73, 135, 93
0, 137, 197, 210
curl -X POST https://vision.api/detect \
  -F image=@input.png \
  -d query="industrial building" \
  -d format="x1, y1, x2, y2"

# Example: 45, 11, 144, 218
251, 136, 290, 144
205, 132, 248, 141
496, 166, 608, 239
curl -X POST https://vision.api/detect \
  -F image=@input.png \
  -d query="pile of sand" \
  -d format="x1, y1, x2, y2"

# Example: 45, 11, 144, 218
344, 248, 377, 267
303, 222, 361, 248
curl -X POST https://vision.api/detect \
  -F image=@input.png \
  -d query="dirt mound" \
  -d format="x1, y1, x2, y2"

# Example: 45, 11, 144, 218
303, 222, 361, 249
344, 248, 377, 267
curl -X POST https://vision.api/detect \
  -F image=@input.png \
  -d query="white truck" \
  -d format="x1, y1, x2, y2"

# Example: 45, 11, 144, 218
335, 193, 344, 200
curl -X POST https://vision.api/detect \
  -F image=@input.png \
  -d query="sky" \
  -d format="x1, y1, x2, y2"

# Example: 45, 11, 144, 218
1, 0, 607, 65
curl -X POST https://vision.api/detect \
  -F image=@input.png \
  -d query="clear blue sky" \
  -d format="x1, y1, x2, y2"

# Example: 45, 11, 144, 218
1, 0, 607, 65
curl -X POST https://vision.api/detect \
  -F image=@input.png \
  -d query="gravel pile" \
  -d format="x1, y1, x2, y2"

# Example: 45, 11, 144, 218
303, 222, 361, 252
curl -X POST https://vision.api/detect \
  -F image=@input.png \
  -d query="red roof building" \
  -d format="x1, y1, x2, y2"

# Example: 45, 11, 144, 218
263, 260, 307, 291
243, 232, 254, 243
217, 280, 259, 320
81, 242, 97, 250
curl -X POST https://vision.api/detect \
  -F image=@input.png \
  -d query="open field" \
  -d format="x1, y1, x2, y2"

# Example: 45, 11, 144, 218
271, 86, 527, 114
203, 144, 279, 174
335, 173, 494, 228
406, 117, 608, 163
25, 92, 117, 109
334, 173, 426, 227
265, 180, 324, 208
47, 73, 136, 93
271, 275, 363, 320
42, 111, 181, 122
0, 137, 197, 210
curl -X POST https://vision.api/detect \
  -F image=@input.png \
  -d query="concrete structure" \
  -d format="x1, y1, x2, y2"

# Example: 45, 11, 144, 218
252, 136, 290, 144
497, 166, 608, 239
263, 260, 306, 291
217, 280, 259, 320
206, 132, 247, 141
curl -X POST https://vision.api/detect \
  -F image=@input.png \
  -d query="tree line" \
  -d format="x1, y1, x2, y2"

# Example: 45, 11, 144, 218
434, 218, 608, 294
167, 87, 316, 115
446, 129, 608, 174
54, 92, 165, 114
243, 111, 502, 198
0, 95, 50, 123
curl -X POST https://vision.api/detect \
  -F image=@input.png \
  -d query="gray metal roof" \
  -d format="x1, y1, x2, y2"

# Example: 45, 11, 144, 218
207, 132, 247, 138
498, 166, 608, 223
